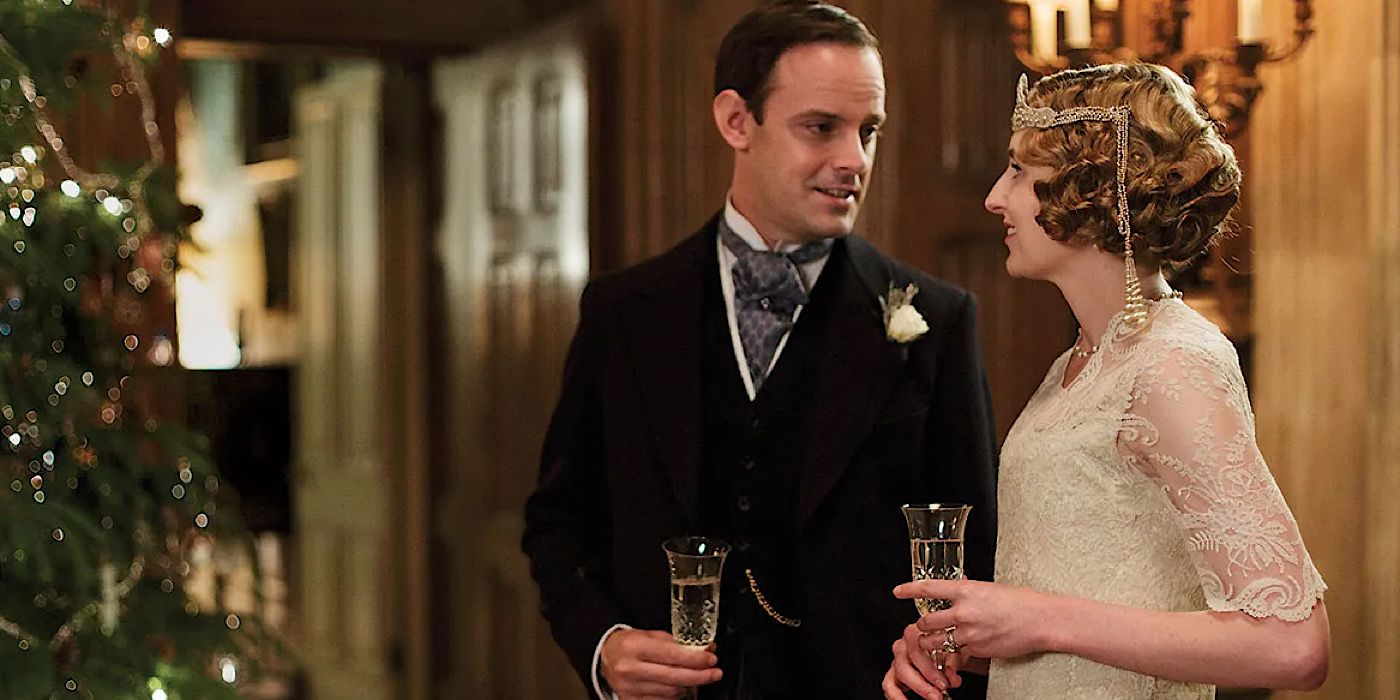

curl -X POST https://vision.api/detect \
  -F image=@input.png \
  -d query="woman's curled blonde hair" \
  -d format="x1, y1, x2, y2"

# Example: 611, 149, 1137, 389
1017, 63, 1241, 270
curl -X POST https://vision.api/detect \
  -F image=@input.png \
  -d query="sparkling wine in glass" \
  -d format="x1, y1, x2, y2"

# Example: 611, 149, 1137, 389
903, 504, 972, 699
901, 504, 972, 615
670, 573, 722, 646
663, 537, 729, 699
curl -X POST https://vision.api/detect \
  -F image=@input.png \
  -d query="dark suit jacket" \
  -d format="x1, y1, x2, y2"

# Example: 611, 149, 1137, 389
522, 216, 998, 698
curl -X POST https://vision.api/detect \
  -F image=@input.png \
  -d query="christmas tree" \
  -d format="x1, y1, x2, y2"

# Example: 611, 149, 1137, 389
1, 2, 270, 697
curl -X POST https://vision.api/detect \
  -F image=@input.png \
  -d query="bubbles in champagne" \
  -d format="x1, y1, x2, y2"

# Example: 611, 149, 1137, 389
910, 538, 964, 615
670, 575, 721, 646
915, 596, 947, 617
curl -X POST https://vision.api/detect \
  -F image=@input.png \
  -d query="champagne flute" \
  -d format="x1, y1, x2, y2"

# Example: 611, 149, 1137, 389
663, 536, 729, 700
901, 503, 972, 698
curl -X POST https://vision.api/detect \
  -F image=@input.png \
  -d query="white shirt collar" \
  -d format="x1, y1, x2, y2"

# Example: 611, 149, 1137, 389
723, 197, 817, 255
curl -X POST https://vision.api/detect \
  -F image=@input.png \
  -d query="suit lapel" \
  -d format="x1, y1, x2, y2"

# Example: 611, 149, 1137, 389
622, 220, 715, 529
797, 235, 908, 525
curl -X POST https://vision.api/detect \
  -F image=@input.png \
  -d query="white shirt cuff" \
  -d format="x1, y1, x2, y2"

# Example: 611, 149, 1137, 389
592, 623, 632, 700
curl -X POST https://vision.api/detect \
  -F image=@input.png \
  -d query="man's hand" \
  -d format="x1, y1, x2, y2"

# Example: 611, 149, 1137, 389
600, 629, 723, 699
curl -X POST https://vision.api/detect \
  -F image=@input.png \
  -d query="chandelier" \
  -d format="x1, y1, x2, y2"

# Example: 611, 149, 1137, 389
1003, 0, 1315, 137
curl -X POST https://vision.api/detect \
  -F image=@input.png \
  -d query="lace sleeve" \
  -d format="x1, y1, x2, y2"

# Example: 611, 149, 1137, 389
1117, 344, 1326, 622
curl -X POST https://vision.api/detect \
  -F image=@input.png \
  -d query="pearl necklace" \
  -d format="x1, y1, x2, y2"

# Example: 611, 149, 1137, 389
1071, 290, 1183, 359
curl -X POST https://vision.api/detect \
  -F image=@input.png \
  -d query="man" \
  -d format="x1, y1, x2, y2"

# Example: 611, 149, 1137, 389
522, 2, 997, 698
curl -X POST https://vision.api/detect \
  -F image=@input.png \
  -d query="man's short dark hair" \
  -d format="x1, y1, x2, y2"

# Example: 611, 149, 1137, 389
713, 1, 880, 124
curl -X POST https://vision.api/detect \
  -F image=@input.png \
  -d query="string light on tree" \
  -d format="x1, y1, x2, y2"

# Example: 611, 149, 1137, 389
220, 656, 238, 683
0, 1, 275, 695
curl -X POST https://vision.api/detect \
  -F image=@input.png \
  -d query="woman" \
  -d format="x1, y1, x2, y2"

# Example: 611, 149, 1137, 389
883, 63, 1329, 700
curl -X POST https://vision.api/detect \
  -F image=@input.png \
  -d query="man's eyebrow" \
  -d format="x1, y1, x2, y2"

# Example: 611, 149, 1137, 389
791, 110, 843, 122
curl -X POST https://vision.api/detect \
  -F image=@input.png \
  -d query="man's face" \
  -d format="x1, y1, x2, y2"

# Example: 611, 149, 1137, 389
731, 43, 886, 244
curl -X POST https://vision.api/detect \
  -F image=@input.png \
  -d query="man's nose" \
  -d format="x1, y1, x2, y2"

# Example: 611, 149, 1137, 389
831, 132, 872, 176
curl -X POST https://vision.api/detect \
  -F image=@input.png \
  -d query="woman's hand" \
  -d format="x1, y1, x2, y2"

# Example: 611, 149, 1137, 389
881, 623, 966, 700
895, 579, 1332, 691
893, 579, 1060, 660
882, 617, 996, 700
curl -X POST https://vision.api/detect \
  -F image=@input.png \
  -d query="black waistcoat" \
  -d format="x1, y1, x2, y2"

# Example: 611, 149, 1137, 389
696, 238, 846, 697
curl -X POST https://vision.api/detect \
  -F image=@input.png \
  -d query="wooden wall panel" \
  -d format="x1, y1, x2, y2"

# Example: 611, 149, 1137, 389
1251, 0, 1400, 697
431, 21, 592, 698
1365, 1, 1400, 693
378, 63, 434, 700
883, 3, 1073, 433
178, 0, 581, 54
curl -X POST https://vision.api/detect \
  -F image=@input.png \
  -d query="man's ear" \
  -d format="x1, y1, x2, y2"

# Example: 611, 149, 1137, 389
713, 89, 755, 151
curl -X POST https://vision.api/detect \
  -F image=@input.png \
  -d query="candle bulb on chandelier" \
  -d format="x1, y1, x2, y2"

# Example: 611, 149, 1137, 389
1065, 0, 1092, 48
1237, 0, 1263, 43
1029, 0, 1059, 61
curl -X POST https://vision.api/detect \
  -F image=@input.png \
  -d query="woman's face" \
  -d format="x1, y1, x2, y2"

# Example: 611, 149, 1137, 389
983, 132, 1083, 281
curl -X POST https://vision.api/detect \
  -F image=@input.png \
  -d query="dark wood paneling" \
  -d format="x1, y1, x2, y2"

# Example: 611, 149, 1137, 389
179, 0, 582, 54
379, 63, 435, 700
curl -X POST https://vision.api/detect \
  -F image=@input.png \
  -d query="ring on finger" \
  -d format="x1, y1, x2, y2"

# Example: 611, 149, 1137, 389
942, 625, 963, 654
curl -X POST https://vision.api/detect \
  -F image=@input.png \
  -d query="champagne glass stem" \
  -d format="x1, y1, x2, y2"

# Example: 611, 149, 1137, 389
936, 654, 948, 698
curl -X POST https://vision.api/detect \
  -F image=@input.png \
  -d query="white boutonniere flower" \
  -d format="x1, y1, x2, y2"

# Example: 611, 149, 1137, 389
881, 283, 928, 344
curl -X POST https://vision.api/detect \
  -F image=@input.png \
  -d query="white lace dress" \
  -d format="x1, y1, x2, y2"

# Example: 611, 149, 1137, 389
987, 299, 1327, 699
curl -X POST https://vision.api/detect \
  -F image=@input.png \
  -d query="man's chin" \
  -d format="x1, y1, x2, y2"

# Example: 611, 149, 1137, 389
806, 216, 857, 240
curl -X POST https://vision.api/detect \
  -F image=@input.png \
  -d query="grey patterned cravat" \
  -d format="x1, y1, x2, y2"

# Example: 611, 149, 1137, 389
718, 220, 833, 392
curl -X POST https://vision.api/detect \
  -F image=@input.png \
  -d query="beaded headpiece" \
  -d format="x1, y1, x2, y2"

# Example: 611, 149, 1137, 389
1012, 73, 1150, 331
